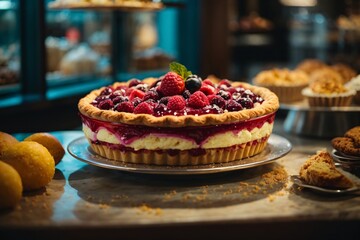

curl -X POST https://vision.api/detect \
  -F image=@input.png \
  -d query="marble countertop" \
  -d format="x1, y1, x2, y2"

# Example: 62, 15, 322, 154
1, 122, 360, 239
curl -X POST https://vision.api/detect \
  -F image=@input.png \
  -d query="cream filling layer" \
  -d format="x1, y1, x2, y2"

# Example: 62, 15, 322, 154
83, 122, 273, 151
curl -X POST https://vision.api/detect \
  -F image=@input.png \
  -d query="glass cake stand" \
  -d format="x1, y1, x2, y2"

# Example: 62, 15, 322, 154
281, 101, 360, 138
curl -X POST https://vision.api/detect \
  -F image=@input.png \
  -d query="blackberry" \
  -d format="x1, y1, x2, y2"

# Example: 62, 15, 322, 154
98, 99, 114, 110
112, 96, 128, 105
128, 79, 141, 88
237, 98, 254, 109
182, 90, 191, 99
185, 75, 202, 93
226, 100, 243, 112
217, 90, 230, 100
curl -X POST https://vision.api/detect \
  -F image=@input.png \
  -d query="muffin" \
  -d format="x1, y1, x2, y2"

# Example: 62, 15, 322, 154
301, 68, 356, 107
295, 59, 327, 75
345, 75, 360, 105
253, 68, 309, 103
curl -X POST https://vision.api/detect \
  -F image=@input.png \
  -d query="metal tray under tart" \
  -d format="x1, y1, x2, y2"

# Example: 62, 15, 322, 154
67, 134, 292, 175
281, 101, 360, 138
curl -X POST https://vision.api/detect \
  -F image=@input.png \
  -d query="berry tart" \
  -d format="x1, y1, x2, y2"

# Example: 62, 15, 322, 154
78, 63, 279, 166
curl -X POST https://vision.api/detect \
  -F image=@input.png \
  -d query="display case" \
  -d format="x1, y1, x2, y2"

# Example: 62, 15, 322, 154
0, 0, 20, 102
0, 0, 200, 133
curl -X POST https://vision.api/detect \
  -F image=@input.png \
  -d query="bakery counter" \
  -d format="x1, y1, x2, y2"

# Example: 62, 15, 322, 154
1, 122, 360, 240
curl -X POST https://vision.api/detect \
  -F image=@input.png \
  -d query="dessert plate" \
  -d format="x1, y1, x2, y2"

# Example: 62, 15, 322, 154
67, 134, 292, 175
331, 149, 360, 162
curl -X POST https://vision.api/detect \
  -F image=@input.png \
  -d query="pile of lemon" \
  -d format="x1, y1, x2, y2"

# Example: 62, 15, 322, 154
0, 132, 65, 209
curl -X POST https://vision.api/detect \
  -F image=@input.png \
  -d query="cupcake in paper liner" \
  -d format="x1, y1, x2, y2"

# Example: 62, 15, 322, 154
345, 75, 360, 105
253, 68, 309, 103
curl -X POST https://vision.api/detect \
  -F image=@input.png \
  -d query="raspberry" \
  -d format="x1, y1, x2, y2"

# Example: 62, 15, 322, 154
167, 96, 186, 111
218, 79, 232, 87
128, 79, 141, 88
188, 91, 209, 109
98, 99, 114, 110
134, 102, 154, 114
129, 89, 145, 101
158, 72, 185, 96
226, 100, 243, 112
202, 79, 215, 87
143, 90, 160, 101
199, 84, 215, 95
207, 95, 226, 108
115, 102, 134, 113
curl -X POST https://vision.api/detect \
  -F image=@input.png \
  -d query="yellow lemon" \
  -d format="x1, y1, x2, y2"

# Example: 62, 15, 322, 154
24, 132, 65, 165
0, 161, 23, 209
0, 131, 19, 158
2, 141, 55, 191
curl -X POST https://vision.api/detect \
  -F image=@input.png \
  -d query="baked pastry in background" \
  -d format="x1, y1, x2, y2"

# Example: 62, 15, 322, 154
299, 150, 353, 189
301, 68, 355, 107
46, 37, 72, 72
253, 68, 309, 103
330, 63, 357, 84
345, 75, 360, 105
295, 59, 327, 75
60, 44, 99, 76
78, 63, 279, 166
332, 126, 360, 157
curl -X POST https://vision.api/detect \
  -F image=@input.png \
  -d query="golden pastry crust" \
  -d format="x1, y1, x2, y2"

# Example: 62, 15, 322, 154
331, 63, 357, 84
310, 67, 343, 83
253, 68, 309, 86
309, 79, 347, 94
90, 138, 268, 165
78, 79, 279, 128
296, 59, 327, 75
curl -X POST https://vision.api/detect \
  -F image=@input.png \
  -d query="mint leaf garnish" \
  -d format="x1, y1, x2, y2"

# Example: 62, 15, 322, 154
169, 62, 192, 80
